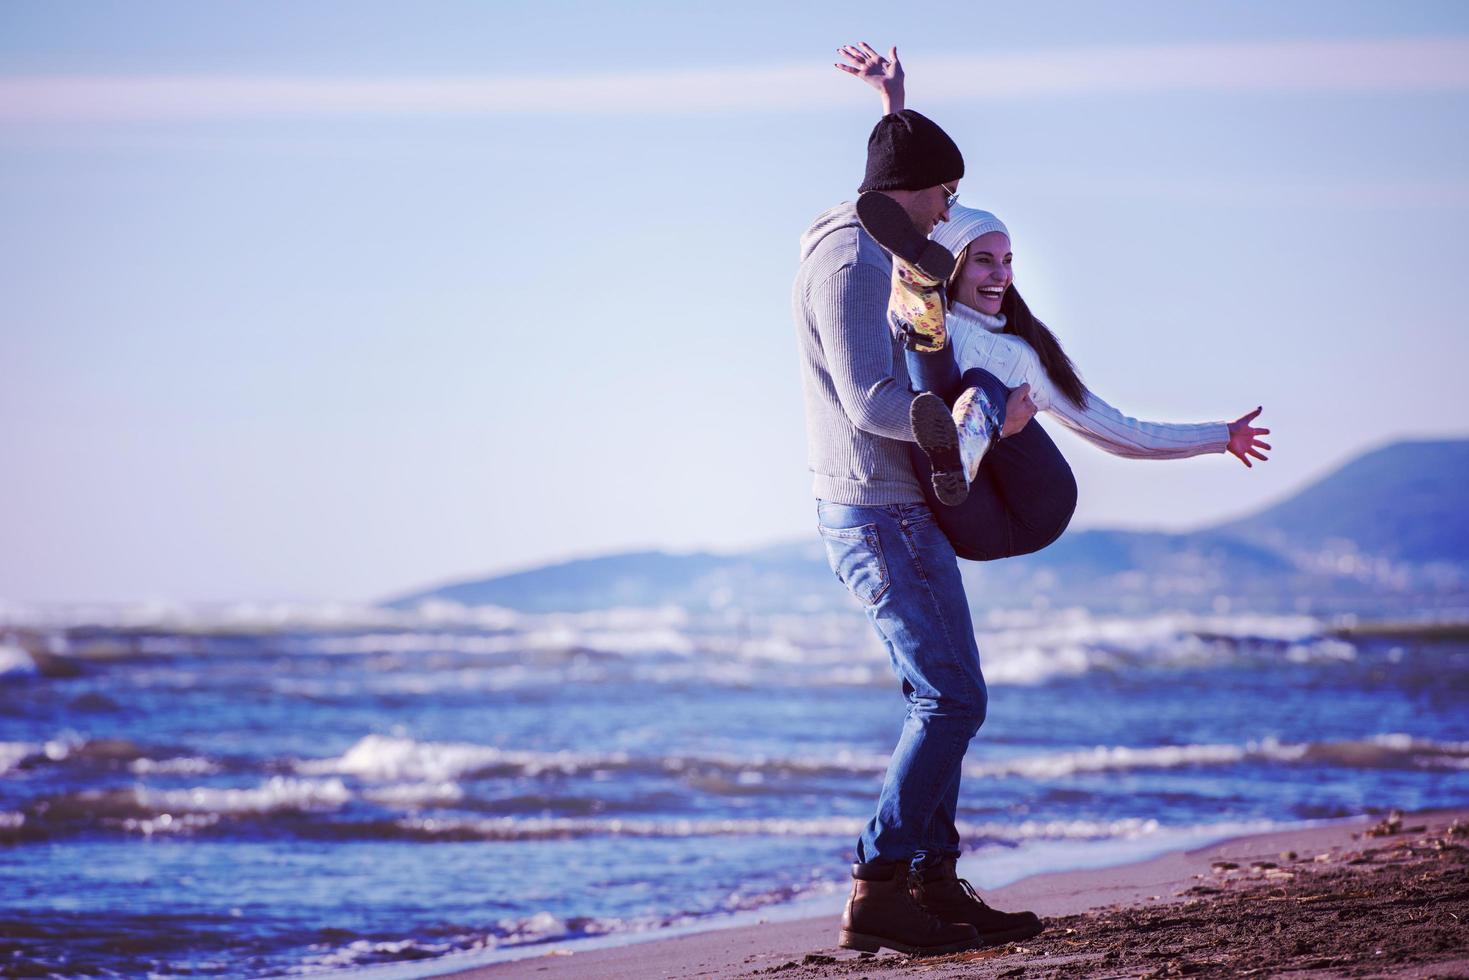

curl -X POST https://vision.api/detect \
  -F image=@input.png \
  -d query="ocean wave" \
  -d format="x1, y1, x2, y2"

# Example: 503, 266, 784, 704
281, 813, 1285, 972
361, 781, 466, 807
13, 730, 1463, 798
972, 734, 1469, 778
0, 736, 222, 777
333, 814, 1171, 845
279, 609, 1375, 688
294, 732, 1469, 789
290, 875, 849, 972
294, 734, 890, 783
0, 643, 37, 678
292, 897, 809, 974
297, 735, 640, 781
3, 777, 351, 837
8, 732, 1461, 844
972, 611, 1362, 685
5, 606, 1411, 692
0, 742, 36, 775
133, 777, 353, 815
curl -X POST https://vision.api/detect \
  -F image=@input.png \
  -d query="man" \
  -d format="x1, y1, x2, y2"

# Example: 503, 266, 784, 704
791, 109, 1045, 955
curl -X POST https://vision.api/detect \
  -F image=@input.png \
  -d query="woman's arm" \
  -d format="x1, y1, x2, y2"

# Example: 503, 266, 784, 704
835, 42, 904, 114
953, 318, 1269, 464
1046, 386, 1233, 460
1047, 377, 1270, 466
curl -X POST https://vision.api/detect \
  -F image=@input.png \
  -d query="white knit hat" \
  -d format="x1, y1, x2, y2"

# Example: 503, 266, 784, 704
931, 205, 1010, 255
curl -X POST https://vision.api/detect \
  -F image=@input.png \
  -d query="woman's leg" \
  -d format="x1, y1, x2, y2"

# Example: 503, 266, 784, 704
910, 417, 1078, 562
855, 192, 1003, 507
898, 294, 1004, 508
905, 343, 963, 402
977, 415, 1078, 556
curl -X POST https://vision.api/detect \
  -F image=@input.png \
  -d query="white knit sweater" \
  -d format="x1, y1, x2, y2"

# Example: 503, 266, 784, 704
948, 302, 1231, 460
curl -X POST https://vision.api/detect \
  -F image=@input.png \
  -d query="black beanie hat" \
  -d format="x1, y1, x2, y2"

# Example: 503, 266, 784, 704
858, 109, 964, 193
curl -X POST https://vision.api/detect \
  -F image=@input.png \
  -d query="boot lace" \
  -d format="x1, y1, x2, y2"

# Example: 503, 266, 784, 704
897, 866, 954, 928
954, 876, 993, 909
914, 866, 994, 911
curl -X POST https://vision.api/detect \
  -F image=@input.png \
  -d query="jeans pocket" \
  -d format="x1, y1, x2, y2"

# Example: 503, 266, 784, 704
818, 522, 890, 606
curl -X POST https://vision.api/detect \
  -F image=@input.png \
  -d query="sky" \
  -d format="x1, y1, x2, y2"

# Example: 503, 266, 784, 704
2, 0, 1467, 604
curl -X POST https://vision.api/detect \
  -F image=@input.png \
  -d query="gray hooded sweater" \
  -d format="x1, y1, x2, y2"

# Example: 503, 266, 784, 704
792, 202, 923, 505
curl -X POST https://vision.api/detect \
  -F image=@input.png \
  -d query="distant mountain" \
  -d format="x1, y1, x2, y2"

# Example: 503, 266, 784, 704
393, 546, 836, 615
1212, 439, 1469, 565
383, 438, 1469, 617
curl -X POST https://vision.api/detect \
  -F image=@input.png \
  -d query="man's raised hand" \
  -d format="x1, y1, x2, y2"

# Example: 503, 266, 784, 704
835, 42, 905, 114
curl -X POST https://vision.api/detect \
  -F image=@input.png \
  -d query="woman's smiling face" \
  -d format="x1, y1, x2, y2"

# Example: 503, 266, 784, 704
951, 231, 1013, 316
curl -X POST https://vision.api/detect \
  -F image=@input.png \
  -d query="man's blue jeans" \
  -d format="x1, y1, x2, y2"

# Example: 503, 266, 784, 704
816, 499, 989, 869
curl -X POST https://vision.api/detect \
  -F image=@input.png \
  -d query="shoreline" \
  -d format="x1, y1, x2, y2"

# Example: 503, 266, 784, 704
360, 806, 1469, 980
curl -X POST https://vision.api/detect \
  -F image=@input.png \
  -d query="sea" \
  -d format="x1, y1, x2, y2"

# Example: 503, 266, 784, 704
2, 599, 1467, 977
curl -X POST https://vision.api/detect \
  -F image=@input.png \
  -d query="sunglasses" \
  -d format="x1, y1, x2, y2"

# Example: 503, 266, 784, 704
940, 183, 960, 208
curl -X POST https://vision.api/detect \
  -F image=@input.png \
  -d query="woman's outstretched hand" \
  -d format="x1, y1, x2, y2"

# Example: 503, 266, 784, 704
835, 42, 904, 114
1227, 406, 1272, 468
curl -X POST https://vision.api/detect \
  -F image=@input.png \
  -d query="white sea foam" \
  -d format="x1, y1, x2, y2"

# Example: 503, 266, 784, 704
298, 734, 637, 781
133, 776, 353, 814
0, 601, 1409, 696
362, 781, 466, 807
296, 731, 1469, 790
0, 644, 36, 677
0, 602, 1384, 690
968, 609, 1359, 685
961, 734, 1469, 778
382, 813, 1221, 844
0, 741, 37, 775
128, 756, 221, 776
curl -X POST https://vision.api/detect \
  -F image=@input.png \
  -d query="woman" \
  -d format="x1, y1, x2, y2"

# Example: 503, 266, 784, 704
838, 43, 1272, 561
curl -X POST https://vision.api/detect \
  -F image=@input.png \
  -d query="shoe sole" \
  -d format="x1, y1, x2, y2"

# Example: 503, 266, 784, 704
910, 393, 968, 506
855, 193, 956, 281
837, 929, 982, 956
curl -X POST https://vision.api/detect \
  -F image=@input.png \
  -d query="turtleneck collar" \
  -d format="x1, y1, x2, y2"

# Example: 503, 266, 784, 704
951, 300, 1007, 333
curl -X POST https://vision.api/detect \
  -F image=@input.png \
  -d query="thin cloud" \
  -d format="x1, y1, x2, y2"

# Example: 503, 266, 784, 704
1, 37, 1466, 122
1007, 175, 1469, 209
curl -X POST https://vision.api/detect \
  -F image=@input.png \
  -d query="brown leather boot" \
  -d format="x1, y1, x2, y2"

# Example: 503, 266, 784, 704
838, 861, 981, 955
909, 856, 1045, 945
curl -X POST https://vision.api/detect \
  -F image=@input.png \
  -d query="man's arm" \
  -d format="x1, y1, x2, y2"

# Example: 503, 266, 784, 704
809, 261, 916, 441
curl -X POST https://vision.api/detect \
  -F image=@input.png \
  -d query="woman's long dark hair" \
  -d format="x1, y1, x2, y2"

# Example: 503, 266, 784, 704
948, 245, 1089, 411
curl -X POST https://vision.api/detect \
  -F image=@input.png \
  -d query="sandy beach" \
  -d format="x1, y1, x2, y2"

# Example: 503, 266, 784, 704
434, 807, 1469, 980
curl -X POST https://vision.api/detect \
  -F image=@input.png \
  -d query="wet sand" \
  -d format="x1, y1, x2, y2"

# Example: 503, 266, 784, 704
432, 807, 1469, 979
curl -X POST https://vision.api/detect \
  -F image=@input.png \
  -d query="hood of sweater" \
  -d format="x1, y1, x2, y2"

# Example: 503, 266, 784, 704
798, 201, 862, 263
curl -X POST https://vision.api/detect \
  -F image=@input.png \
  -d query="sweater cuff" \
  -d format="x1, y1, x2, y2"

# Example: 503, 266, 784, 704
1207, 421, 1231, 454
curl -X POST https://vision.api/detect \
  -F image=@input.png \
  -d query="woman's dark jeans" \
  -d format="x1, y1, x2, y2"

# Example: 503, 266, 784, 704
906, 344, 1078, 562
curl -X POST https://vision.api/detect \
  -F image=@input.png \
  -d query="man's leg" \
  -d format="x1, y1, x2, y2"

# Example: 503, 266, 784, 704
914, 764, 963, 872
828, 504, 988, 866
817, 500, 985, 955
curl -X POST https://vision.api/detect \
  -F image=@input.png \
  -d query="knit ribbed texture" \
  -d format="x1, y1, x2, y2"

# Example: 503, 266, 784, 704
932, 206, 1010, 254
858, 110, 965, 193
948, 301, 1231, 460
792, 202, 924, 504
